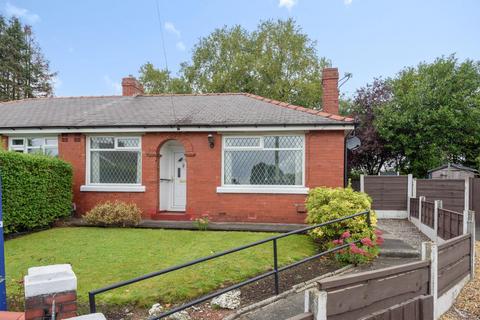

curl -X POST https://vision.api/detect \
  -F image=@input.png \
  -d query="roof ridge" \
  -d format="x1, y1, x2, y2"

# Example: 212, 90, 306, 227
242, 93, 354, 123
137, 92, 245, 97
0, 95, 122, 105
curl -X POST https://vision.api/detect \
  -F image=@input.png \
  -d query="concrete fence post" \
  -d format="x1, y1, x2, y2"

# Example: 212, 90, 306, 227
419, 196, 425, 225
407, 174, 413, 219
422, 241, 438, 319
24, 264, 77, 320
360, 174, 365, 193
412, 178, 417, 198
463, 210, 469, 236
467, 210, 476, 279
434, 200, 442, 241
464, 178, 470, 213
304, 288, 327, 320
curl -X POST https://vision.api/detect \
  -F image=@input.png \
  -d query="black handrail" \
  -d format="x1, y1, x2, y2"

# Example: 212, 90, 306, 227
88, 210, 371, 318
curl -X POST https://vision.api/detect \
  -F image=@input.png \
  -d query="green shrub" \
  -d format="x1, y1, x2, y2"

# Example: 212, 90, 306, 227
0, 151, 73, 234
84, 201, 142, 227
305, 186, 377, 246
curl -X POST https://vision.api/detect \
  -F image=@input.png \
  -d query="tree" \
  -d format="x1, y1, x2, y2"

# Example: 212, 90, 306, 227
0, 16, 55, 101
180, 18, 329, 108
138, 62, 191, 94
376, 55, 480, 177
348, 79, 396, 175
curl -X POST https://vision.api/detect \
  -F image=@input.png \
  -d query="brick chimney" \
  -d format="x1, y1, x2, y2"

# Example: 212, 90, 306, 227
121, 76, 144, 96
321, 68, 339, 115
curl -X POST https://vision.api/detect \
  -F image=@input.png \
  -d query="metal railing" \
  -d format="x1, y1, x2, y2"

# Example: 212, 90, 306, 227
89, 210, 371, 319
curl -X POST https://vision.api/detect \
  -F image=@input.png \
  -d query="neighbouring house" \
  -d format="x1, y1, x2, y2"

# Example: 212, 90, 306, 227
0, 68, 354, 223
428, 163, 479, 180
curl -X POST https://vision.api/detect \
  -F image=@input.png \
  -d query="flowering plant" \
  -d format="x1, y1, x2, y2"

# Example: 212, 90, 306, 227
192, 215, 210, 231
328, 229, 384, 265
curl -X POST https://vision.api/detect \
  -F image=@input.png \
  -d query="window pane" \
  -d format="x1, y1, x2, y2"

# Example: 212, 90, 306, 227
91, 137, 114, 149
225, 137, 260, 148
27, 148, 42, 154
117, 137, 140, 148
45, 138, 58, 146
264, 136, 303, 149
44, 147, 59, 157
90, 151, 140, 184
11, 139, 24, 146
27, 138, 44, 147
224, 150, 302, 185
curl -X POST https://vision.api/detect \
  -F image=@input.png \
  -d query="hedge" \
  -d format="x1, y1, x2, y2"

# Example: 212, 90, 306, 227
0, 151, 73, 234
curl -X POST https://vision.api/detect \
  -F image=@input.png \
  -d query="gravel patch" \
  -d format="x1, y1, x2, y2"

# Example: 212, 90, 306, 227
441, 242, 480, 320
376, 219, 429, 251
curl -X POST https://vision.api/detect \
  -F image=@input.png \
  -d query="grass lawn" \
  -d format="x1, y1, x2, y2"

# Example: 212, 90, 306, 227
6, 227, 315, 308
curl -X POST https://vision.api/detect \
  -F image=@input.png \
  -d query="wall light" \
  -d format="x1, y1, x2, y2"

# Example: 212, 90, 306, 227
208, 134, 215, 148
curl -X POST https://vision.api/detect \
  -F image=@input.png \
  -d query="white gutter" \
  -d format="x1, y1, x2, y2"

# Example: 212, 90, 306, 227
0, 125, 354, 134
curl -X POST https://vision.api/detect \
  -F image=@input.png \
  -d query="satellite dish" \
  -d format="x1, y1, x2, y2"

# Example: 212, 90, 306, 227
346, 136, 361, 151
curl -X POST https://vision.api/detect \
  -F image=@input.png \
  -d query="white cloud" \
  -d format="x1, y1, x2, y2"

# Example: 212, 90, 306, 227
344, 0, 353, 5
278, 0, 298, 10
103, 75, 122, 95
176, 41, 186, 51
164, 21, 181, 37
4, 2, 40, 24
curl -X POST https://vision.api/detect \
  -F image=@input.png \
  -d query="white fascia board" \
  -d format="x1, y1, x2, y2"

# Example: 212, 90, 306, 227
0, 124, 354, 135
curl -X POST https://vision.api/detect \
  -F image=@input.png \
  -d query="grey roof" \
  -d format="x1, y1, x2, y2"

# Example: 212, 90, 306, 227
0, 93, 353, 129
428, 163, 479, 174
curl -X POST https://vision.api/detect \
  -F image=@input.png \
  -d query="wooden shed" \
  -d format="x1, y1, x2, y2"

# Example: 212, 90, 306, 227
428, 163, 478, 180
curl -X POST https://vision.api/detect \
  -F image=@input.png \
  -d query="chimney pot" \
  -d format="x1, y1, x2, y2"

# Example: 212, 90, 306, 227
122, 76, 144, 96
321, 68, 339, 115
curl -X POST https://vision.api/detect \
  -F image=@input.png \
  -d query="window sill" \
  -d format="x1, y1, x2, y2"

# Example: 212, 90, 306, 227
216, 186, 309, 194
80, 185, 146, 192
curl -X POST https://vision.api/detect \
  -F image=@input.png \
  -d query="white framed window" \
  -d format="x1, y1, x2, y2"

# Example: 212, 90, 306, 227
81, 136, 144, 192
9, 137, 59, 156
218, 134, 308, 194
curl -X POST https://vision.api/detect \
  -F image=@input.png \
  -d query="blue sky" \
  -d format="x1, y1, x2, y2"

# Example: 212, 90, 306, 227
2, 0, 479, 98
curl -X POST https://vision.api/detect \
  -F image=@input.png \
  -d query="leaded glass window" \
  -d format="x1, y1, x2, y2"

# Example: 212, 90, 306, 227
223, 135, 304, 186
89, 137, 141, 184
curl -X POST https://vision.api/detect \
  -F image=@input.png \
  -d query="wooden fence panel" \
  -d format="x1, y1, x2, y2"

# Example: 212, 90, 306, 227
360, 295, 433, 320
437, 234, 471, 296
416, 179, 465, 213
410, 198, 419, 218
364, 176, 408, 210
470, 178, 480, 228
318, 261, 430, 320
421, 201, 434, 228
437, 208, 463, 240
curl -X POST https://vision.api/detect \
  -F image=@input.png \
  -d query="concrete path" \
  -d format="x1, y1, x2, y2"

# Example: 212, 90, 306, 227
377, 219, 429, 257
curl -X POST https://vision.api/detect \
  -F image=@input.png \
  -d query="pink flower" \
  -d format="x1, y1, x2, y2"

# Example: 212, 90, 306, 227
376, 236, 384, 246
374, 229, 383, 236
361, 237, 374, 247
349, 243, 367, 255
332, 239, 344, 245
341, 231, 351, 239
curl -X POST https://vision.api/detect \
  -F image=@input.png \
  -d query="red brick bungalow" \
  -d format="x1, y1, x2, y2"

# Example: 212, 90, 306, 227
0, 68, 353, 223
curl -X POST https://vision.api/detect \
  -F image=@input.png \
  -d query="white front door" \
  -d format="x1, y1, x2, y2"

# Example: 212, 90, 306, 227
171, 152, 186, 210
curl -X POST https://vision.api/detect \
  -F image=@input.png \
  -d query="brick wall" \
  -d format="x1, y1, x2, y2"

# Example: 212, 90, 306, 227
0, 135, 7, 150
61, 130, 345, 223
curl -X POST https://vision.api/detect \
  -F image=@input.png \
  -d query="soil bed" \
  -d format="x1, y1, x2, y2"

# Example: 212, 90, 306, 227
91, 256, 340, 320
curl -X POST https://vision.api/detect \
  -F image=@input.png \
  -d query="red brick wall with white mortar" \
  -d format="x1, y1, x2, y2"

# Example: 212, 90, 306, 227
58, 131, 345, 224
